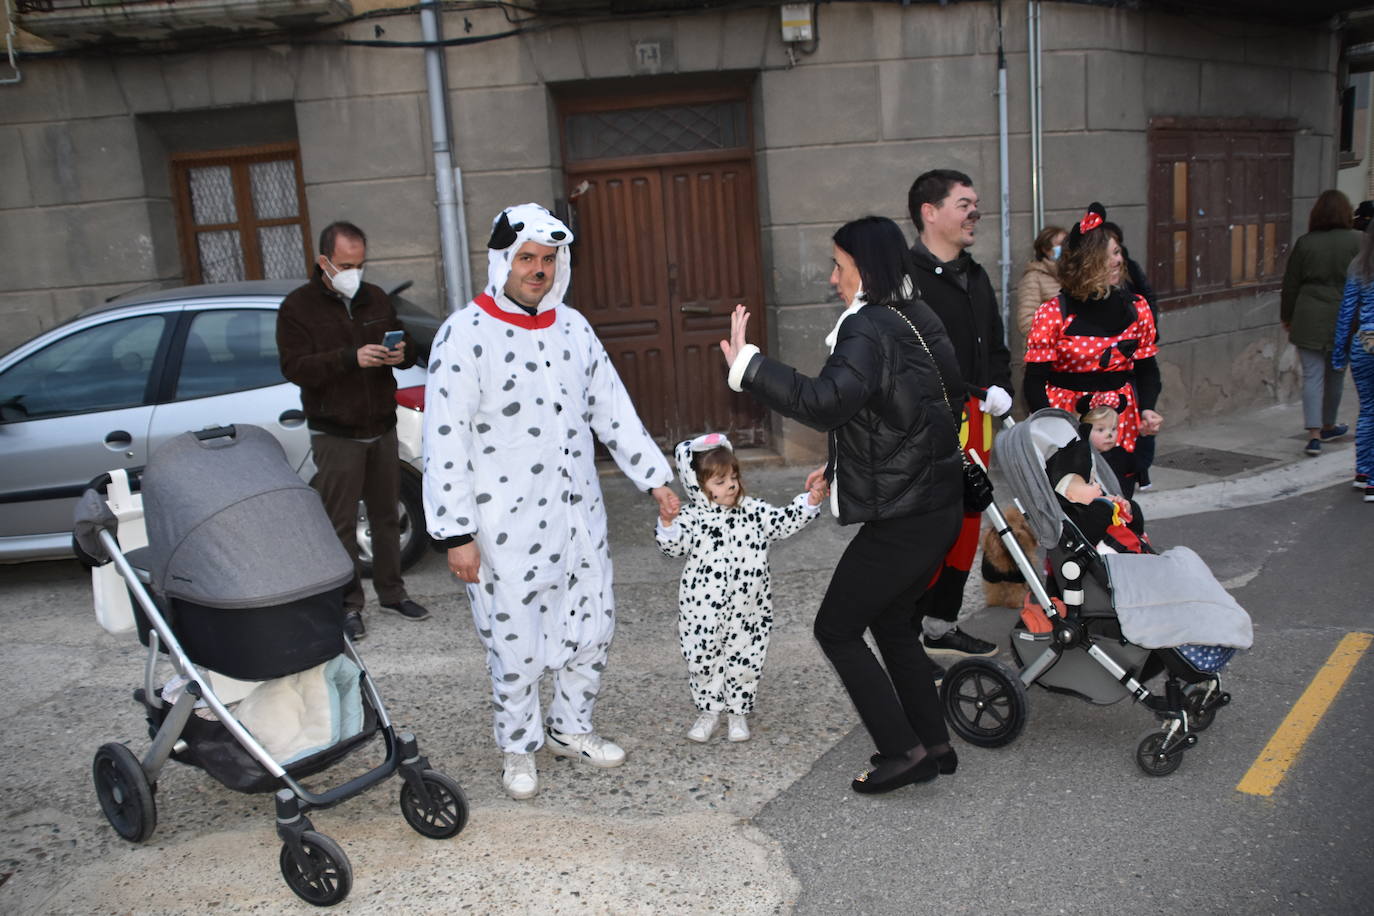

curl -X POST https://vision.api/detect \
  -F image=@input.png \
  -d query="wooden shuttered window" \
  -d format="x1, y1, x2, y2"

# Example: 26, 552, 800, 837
170, 143, 312, 285
1147, 121, 1293, 306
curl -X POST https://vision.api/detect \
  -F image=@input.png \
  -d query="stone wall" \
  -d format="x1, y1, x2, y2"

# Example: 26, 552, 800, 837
0, 1, 1339, 459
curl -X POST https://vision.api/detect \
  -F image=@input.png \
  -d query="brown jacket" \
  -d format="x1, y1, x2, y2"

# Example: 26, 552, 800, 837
276, 270, 413, 438
1014, 257, 1061, 338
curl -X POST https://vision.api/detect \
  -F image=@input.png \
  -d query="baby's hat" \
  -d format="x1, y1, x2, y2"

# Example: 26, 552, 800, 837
673, 432, 733, 507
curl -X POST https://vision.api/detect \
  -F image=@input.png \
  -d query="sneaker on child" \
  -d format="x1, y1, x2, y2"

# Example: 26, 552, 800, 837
727, 714, 750, 742
687, 712, 719, 743
545, 728, 626, 767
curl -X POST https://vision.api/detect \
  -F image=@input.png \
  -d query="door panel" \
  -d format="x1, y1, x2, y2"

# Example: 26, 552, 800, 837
569, 157, 767, 447
662, 162, 767, 445
0, 406, 154, 542
569, 170, 676, 444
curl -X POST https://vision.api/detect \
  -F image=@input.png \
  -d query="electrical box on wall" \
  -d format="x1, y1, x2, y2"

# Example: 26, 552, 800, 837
780, 3, 814, 43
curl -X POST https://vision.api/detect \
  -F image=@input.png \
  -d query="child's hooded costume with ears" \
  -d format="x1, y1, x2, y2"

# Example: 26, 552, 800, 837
656, 433, 820, 715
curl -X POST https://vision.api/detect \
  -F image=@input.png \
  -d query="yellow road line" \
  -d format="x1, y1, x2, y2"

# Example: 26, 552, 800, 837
1236, 631, 1373, 797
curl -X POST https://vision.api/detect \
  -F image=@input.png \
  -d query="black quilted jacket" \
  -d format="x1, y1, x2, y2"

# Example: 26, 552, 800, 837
739, 300, 965, 525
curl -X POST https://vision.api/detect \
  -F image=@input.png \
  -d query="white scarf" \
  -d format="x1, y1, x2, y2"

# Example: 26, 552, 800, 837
823, 286, 866, 353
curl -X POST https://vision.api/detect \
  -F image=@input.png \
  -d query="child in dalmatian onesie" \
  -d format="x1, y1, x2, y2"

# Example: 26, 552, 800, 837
423, 203, 677, 799
656, 433, 826, 743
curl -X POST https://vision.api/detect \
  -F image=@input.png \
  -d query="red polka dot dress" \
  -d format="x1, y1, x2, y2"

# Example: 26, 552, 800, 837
1024, 292, 1159, 452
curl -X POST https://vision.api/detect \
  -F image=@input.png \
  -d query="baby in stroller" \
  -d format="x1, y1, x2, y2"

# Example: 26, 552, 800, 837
1046, 404, 1150, 555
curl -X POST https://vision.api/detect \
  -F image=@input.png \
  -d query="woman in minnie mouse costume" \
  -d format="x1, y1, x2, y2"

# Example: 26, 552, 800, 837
1023, 202, 1164, 497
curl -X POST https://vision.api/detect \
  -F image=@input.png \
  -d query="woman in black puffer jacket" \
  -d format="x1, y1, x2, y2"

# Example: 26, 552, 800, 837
721, 216, 965, 793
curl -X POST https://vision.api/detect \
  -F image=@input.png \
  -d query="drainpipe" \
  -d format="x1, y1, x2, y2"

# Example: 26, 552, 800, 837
2, 0, 22, 86
1027, 0, 1044, 235
420, 0, 469, 312
996, 1, 1012, 343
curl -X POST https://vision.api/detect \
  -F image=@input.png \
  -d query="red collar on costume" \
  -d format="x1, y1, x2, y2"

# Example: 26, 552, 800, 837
475, 292, 556, 329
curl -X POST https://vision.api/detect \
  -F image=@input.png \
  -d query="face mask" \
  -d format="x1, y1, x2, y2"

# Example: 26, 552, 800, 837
1051, 245, 1062, 261
327, 259, 363, 299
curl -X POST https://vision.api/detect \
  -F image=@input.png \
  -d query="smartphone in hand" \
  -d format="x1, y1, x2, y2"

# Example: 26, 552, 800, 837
382, 329, 404, 350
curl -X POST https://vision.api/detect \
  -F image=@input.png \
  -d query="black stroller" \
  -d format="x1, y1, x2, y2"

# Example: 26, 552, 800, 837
74, 425, 467, 906
939, 409, 1252, 776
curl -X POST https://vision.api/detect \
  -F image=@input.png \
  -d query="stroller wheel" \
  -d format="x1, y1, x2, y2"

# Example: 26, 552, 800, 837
280, 830, 352, 906
92, 742, 157, 843
1185, 685, 1218, 732
940, 658, 1029, 748
400, 770, 469, 839
1135, 729, 1184, 777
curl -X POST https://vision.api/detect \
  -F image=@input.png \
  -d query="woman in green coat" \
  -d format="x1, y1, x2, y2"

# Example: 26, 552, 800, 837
1281, 189, 1360, 456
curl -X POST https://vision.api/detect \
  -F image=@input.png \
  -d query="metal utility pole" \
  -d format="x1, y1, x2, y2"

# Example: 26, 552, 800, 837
420, 0, 470, 311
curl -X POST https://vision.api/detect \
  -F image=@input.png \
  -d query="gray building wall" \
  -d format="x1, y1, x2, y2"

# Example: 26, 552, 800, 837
0, 1, 1340, 460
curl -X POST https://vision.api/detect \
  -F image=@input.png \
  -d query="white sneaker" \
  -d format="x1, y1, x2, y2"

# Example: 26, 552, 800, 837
502, 751, 538, 799
545, 728, 626, 768
687, 712, 720, 743
727, 714, 750, 742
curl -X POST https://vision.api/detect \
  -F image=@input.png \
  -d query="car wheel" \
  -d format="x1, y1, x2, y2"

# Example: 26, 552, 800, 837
357, 470, 427, 576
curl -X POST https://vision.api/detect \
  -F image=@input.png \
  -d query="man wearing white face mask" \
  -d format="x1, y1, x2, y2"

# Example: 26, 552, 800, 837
277, 220, 429, 641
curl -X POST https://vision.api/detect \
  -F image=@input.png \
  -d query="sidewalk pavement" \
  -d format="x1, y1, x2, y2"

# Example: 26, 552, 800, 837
0, 385, 1364, 913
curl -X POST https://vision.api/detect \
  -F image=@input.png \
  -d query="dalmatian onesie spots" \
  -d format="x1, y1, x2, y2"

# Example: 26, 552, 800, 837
656, 436, 820, 716
423, 203, 672, 754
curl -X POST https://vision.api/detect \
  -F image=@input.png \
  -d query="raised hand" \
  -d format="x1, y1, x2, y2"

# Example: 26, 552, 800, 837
718, 304, 752, 366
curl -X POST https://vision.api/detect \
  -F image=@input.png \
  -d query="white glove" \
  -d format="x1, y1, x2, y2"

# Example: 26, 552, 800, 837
980, 385, 1012, 417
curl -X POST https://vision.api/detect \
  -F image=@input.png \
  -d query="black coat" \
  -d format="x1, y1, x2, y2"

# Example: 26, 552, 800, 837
739, 300, 965, 525
909, 240, 1013, 399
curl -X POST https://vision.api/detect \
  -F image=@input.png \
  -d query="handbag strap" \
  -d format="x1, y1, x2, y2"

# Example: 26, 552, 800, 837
886, 305, 964, 457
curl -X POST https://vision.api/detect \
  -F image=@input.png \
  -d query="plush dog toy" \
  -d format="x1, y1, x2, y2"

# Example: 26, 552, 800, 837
980, 506, 1038, 608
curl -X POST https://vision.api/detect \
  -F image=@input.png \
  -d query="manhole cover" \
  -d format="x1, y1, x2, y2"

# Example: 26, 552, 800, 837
1152, 446, 1276, 476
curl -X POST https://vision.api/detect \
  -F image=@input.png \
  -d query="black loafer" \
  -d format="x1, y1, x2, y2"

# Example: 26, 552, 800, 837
870, 747, 958, 775
381, 599, 430, 621
852, 752, 940, 794
344, 610, 366, 641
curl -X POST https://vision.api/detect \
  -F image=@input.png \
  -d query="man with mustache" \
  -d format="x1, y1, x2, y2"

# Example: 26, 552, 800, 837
906, 169, 1013, 662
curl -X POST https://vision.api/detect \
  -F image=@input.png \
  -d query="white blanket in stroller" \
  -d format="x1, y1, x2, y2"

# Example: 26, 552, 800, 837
234, 655, 364, 765
1104, 547, 1254, 650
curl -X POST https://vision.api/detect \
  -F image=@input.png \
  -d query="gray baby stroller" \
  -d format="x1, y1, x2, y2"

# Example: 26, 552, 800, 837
939, 409, 1253, 776
74, 424, 466, 906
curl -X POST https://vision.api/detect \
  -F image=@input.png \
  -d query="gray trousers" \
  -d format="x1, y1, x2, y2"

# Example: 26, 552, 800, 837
1297, 346, 1346, 430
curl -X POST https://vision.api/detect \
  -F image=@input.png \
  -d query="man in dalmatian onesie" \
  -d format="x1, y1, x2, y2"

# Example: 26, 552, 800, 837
423, 203, 678, 800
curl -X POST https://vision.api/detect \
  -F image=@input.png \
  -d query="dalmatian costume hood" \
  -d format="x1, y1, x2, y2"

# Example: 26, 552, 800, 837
423, 203, 672, 753
657, 434, 820, 715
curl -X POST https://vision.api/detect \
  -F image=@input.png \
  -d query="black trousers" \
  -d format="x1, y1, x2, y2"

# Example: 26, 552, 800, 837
813, 501, 963, 757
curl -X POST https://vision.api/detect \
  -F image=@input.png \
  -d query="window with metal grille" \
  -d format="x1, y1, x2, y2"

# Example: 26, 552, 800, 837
1147, 121, 1294, 306
565, 101, 748, 162
170, 143, 311, 285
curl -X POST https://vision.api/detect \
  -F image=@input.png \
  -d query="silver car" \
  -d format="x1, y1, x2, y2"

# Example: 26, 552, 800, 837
0, 280, 441, 568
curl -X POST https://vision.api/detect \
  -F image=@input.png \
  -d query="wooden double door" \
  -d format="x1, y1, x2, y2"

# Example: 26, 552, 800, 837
565, 141, 768, 448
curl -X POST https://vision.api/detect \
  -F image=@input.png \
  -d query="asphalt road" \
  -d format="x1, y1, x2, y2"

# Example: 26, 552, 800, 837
0, 468, 1368, 914
754, 480, 1374, 916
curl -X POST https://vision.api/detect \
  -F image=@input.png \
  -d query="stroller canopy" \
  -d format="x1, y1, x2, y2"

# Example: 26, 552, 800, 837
997, 408, 1121, 548
143, 425, 353, 609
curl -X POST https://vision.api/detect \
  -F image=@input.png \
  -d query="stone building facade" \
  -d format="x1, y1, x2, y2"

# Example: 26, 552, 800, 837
0, 0, 1348, 460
